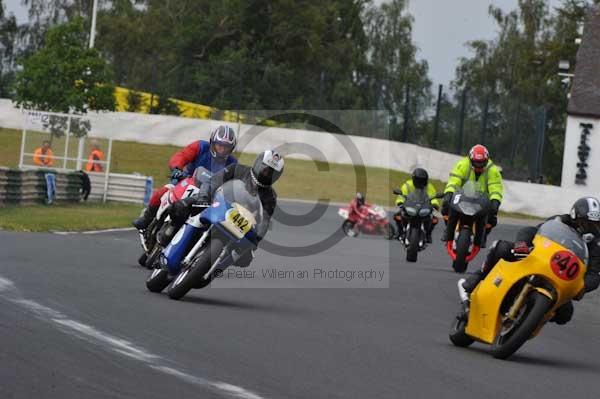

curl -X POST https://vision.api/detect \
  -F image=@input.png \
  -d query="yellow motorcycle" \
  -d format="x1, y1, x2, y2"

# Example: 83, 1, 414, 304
449, 219, 588, 359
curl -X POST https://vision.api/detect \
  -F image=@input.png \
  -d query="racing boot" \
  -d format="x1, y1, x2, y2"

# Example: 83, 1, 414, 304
133, 206, 157, 230
457, 278, 471, 320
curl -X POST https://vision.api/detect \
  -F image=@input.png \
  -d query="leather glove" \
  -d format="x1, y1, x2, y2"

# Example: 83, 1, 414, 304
170, 168, 187, 183
441, 192, 453, 216
491, 199, 501, 215
511, 241, 532, 258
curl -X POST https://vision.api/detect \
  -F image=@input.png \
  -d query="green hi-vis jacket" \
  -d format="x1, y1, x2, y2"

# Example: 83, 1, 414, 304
395, 179, 441, 208
443, 157, 504, 203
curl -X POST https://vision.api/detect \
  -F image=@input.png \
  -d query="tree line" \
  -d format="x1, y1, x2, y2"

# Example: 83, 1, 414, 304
0, 0, 598, 183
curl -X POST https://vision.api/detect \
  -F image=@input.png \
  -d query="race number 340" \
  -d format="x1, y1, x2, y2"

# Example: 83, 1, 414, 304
550, 251, 581, 281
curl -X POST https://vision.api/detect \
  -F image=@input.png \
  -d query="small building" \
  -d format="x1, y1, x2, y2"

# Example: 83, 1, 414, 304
562, 6, 600, 193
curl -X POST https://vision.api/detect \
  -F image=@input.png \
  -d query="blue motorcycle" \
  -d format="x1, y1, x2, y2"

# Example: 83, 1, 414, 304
146, 179, 264, 300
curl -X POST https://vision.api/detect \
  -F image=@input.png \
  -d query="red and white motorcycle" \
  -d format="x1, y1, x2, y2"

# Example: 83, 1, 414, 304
137, 167, 211, 269
338, 201, 394, 239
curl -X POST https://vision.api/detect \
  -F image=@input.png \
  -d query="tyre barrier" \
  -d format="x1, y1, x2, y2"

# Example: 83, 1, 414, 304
0, 167, 84, 206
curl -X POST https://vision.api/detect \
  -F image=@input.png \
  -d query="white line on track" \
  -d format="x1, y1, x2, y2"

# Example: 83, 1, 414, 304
0, 275, 266, 399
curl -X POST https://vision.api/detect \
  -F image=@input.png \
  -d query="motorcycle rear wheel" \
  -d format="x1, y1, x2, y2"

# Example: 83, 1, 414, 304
491, 291, 552, 360
166, 238, 225, 300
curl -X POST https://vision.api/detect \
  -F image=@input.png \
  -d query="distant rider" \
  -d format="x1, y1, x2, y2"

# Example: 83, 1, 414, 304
132, 125, 237, 230
441, 144, 503, 247
169, 150, 284, 267
394, 168, 440, 243
348, 193, 371, 229
458, 197, 600, 325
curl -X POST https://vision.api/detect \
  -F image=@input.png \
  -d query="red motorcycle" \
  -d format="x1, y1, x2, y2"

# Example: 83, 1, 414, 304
338, 201, 394, 239
137, 167, 212, 269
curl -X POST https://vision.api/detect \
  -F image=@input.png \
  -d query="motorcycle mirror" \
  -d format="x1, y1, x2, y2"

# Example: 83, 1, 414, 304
393, 188, 402, 195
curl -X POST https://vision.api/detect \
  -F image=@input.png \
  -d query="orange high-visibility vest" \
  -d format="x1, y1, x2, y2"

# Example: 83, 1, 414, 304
85, 149, 105, 172
33, 148, 54, 166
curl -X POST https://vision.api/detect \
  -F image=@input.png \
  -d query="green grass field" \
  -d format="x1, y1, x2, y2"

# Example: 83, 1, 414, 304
0, 127, 535, 231
0, 202, 142, 232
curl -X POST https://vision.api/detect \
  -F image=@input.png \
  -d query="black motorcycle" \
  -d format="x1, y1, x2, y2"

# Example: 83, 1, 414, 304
393, 188, 444, 262
444, 181, 491, 273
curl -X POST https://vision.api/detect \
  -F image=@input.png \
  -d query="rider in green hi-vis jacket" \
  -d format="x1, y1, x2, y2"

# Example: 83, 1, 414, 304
441, 144, 504, 247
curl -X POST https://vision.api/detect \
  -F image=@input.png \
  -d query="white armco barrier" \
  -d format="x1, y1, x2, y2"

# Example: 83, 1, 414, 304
0, 99, 597, 217
87, 172, 152, 204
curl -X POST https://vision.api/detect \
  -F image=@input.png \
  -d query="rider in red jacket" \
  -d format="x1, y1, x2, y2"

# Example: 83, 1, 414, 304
348, 193, 370, 227
133, 125, 237, 230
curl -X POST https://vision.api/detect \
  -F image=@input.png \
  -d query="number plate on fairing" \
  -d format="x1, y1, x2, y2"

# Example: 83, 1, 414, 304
221, 204, 255, 239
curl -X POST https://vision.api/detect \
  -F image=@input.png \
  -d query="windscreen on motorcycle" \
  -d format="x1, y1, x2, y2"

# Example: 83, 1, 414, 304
405, 189, 430, 205
538, 219, 589, 264
215, 179, 264, 226
192, 167, 212, 186
452, 181, 489, 216
461, 180, 486, 198
404, 189, 432, 217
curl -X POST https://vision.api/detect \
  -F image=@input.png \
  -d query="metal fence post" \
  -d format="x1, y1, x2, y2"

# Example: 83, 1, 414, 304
19, 105, 26, 169
456, 88, 467, 154
102, 138, 113, 203
63, 113, 72, 169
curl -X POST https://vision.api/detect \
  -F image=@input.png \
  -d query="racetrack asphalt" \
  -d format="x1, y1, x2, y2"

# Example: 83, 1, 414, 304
1, 201, 599, 399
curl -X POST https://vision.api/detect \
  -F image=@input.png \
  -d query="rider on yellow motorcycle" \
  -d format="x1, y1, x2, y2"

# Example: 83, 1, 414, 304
458, 197, 600, 325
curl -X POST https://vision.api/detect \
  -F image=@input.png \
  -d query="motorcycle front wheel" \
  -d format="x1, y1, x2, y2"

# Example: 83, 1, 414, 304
452, 228, 471, 273
406, 227, 420, 262
342, 220, 358, 237
166, 237, 225, 300
491, 291, 552, 360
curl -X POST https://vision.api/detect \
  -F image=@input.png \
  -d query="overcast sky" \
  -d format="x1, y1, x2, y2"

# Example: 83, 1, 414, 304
3, 0, 563, 87
408, 0, 562, 88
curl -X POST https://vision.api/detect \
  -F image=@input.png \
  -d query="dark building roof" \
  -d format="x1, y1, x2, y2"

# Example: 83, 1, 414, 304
568, 7, 600, 118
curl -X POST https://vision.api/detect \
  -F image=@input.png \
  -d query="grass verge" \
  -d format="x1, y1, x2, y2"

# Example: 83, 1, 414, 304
0, 202, 141, 232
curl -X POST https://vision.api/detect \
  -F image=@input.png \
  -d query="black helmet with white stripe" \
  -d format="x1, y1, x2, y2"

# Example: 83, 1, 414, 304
209, 125, 237, 159
570, 197, 600, 236
251, 150, 284, 187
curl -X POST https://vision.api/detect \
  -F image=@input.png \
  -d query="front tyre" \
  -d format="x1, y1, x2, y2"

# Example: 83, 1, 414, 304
144, 245, 162, 269
137, 252, 148, 267
406, 227, 420, 262
383, 224, 394, 240
146, 268, 171, 293
342, 220, 358, 237
491, 291, 552, 360
452, 228, 471, 273
166, 238, 225, 300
